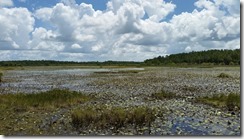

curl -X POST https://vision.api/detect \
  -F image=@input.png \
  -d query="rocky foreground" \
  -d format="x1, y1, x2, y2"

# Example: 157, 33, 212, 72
0, 67, 241, 135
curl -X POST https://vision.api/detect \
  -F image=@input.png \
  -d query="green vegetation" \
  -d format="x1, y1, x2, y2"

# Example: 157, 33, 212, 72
71, 106, 157, 132
0, 72, 3, 82
217, 73, 232, 78
151, 90, 178, 100
0, 89, 94, 135
94, 70, 142, 74
0, 89, 93, 110
0, 60, 142, 67
144, 49, 240, 66
0, 49, 240, 67
197, 93, 240, 111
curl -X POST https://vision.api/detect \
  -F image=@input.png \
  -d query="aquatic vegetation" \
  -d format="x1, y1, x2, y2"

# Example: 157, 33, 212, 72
0, 67, 240, 135
217, 73, 232, 78
0, 89, 93, 110
94, 69, 143, 74
196, 93, 240, 111
71, 105, 157, 132
151, 90, 178, 100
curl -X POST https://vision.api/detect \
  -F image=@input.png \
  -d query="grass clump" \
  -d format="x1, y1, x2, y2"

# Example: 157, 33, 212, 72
0, 89, 93, 111
217, 73, 232, 78
151, 90, 178, 99
118, 70, 141, 74
0, 89, 93, 135
71, 106, 157, 132
197, 93, 240, 111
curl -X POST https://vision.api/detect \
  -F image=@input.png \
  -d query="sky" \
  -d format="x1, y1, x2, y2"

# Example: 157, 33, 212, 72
0, 0, 240, 62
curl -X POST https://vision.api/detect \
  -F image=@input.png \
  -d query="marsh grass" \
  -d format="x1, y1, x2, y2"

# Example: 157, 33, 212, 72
71, 105, 157, 132
0, 89, 93, 135
94, 70, 142, 74
217, 73, 232, 78
0, 72, 3, 82
0, 89, 93, 111
197, 93, 240, 111
151, 90, 178, 100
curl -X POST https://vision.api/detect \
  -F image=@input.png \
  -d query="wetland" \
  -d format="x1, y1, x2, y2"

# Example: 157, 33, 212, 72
0, 66, 240, 136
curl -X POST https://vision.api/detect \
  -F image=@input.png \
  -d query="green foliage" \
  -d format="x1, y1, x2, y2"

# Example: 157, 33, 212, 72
71, 106, 157, 131
144, 49, 240, 66
197, 93, 240, 111
217, 73, 232, 78
0, 60, 142, 67
0, 49, 240, 67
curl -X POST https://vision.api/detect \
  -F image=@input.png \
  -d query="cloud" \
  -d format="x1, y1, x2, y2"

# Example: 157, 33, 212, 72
35, 7, 53, 21
0, 0, 13, 7
0, 0, 240, 61
0, 7, 34, 50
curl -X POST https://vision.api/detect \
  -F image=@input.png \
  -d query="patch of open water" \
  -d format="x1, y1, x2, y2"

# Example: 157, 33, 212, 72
0, 68, 144, 93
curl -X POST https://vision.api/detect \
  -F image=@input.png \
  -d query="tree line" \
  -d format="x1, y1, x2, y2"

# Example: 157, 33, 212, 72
0, 60, 142, 67
144, 49, 240, 66
0, 49, 240, 67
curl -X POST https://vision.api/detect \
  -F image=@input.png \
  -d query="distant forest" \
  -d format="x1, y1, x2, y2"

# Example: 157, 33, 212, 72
0, 49, 240, 67
144, 49, 240, 66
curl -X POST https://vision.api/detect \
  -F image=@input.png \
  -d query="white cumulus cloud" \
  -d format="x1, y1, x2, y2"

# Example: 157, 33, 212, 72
0, 7, 34, 50
0, 0, 13, 7
0, 0, 240, 61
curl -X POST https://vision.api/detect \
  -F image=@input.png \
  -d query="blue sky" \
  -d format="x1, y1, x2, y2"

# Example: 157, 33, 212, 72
0, 0, 240, 61
15, 0, 197, 12
15, 0, 109, 11
16, 0, 197, 29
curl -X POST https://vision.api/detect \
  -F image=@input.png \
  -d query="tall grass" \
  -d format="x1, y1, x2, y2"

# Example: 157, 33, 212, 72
197, 93, 240, 111
71, 105, 157, 132
0, 89, 93, 111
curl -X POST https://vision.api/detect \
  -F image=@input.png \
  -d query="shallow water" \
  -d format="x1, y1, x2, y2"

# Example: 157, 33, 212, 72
0, 68, 144, 94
